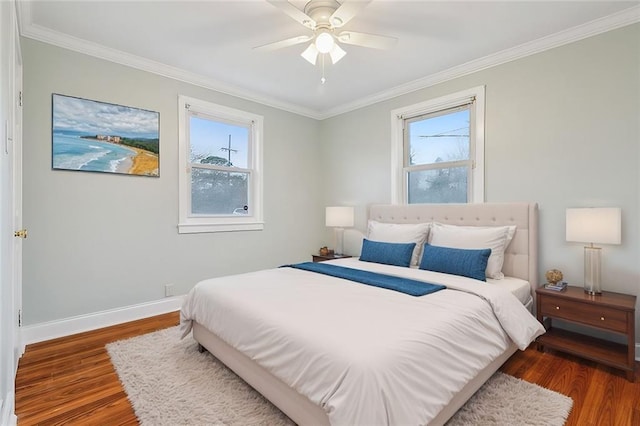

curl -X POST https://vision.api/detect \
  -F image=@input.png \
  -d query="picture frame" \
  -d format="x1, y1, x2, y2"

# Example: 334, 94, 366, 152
52, 93, 160, 177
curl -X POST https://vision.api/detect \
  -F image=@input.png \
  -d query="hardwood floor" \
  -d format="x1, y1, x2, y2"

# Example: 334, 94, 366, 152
15, 311, 639, 425
501, 347, 640, 426
15, 312, 180, 425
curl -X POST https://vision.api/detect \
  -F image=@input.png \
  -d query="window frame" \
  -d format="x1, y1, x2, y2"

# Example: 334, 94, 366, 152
390, 86, 485, 204
178, 95, 264, 234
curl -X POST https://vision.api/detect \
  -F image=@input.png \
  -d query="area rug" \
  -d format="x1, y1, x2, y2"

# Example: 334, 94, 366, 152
107, 326, 573, 426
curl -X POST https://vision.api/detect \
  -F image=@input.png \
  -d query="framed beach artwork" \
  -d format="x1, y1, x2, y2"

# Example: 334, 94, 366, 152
52, 94, 160, 177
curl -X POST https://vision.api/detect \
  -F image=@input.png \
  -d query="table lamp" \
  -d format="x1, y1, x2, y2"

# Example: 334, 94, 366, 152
326, 206, 354, 256
566, 207, 621, 294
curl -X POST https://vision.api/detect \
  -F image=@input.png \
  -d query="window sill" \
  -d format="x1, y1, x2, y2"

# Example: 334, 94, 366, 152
178, 221, 264, 234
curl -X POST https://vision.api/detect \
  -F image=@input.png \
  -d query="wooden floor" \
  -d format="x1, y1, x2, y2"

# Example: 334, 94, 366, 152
15, 311, 640, 425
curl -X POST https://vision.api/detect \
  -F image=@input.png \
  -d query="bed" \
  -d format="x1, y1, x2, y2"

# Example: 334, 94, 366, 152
181, 202, 544, 425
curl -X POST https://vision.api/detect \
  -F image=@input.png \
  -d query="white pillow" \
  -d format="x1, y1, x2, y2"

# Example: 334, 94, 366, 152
367, 221, 430, 267
428, 223, 516, 279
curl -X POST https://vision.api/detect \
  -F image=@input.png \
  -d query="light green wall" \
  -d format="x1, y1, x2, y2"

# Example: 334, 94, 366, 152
22, 38, 323, 325
320, 24, 640, 340
21, 24, 640, 341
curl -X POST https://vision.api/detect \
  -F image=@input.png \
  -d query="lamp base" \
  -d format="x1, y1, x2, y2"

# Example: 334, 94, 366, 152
583, 245, 602, 295
334, 228, 345, 256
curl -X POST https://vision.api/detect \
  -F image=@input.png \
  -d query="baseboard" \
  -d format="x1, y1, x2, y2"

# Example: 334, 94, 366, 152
1, 392, 17, 426
20, 296, 184, 347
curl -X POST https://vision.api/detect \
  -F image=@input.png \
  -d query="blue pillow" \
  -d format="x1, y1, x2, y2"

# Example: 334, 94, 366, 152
419, 244, 491, 281
359, 239, 416, 268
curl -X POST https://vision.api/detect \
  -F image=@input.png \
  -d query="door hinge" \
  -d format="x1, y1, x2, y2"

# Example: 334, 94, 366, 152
18, 91, 22, 107
18, 309, 22, 327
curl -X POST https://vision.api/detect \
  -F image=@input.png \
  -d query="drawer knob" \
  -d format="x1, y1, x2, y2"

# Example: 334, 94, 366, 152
555, 306, 560, 310
601, 316, 605, 321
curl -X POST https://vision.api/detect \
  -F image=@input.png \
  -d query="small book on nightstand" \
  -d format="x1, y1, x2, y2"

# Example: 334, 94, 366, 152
544, 281, 567, 291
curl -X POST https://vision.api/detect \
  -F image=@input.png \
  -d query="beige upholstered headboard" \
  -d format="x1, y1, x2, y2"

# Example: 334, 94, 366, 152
368, 203, 539, 292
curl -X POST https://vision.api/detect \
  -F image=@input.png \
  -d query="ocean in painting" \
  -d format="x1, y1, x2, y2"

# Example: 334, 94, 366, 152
53, 130, 137, 173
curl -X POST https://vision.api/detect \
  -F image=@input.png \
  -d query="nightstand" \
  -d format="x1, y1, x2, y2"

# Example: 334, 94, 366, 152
312, 254, 352, 263
536, 285, 636, 381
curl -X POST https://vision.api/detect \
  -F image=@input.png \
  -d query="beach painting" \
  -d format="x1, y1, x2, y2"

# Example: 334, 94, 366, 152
52, 94, 159, 176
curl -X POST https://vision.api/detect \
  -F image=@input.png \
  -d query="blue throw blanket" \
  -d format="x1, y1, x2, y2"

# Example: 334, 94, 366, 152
285, 262, 445, 296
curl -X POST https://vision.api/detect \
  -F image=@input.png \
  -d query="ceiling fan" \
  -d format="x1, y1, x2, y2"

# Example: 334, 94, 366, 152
256, 0, 397, 67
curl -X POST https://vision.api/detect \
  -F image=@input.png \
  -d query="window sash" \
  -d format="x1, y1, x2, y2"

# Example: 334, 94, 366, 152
186, 110, 253, 171
186, 112, 255, 218
190, 169, 251, 217
178, 95, 264, 233
403, 103, 472, 169
405, 162, 473, 203
402, 102, 474, 203
390, 86, 485, 205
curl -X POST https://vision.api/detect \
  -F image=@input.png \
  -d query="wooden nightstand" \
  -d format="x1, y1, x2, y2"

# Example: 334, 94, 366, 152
536, 285, 636, 381
312, 254, 352, 263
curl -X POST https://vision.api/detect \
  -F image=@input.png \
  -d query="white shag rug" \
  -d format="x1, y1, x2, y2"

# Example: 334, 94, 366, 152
107, 326, 573, 426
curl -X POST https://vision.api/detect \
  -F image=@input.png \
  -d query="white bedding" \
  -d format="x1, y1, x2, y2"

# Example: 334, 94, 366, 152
487, 276, 532, 305
180, 258, 545, 425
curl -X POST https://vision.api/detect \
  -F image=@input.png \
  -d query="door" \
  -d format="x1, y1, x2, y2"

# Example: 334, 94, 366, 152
0, 3, 22, 423
12, 28, 23, 364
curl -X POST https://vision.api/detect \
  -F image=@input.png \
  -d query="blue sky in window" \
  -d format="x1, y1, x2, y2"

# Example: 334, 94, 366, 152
409, 110, 470, 165
189, 116, 249, 168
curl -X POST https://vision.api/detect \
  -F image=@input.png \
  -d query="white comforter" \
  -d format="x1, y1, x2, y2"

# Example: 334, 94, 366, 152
180, 258, 545, 425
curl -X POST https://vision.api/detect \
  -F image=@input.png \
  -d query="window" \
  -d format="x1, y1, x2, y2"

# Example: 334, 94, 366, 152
178, 96, 263, 233
391, 86, 485, 204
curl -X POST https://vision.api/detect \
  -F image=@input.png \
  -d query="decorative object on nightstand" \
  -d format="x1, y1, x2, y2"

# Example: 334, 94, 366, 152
544, 269, 566, 291
566, 207, 621, 294
544, 281, 567, 292
536, 285, 636, 381
325, 206, 354, 256
318, 246, 333, 256
545, 269, 563, 284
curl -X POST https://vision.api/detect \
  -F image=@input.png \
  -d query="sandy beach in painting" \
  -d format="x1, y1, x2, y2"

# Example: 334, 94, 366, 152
129, 147, 159, 176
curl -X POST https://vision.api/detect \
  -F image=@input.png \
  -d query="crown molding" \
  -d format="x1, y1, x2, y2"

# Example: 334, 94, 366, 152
318, 5, 640, 119
17, 2, 322, 120
17, 2, 639, 121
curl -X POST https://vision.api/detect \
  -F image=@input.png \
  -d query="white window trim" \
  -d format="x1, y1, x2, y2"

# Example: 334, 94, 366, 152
390, 86, 485, 204
178, 95, 264, 234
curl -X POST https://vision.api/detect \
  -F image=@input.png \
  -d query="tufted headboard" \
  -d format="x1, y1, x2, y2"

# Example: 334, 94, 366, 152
368, 203, 539, 292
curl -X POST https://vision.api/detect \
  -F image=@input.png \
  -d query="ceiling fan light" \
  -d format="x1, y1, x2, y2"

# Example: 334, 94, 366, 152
329, 43, 346, 64
315, 32, 335, 54
301, 43, 319, 65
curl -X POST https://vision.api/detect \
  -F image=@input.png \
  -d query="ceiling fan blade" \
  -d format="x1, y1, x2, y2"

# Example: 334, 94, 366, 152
329, 0, 371, 28
336, 31, 397, 49
266, 1, 316, 29
254, 35, 312, 51
301, 43, 319, 65
329, 43, 346, 64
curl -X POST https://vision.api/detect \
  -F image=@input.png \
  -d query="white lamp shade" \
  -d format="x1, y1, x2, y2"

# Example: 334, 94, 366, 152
301, 43, 319, 65
329, 44, 346, 64
566, 207, 621, 245
326, 206, 354, 227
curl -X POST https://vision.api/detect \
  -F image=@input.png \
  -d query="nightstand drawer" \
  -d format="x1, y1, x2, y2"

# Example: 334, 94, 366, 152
540, 296, 628, 333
